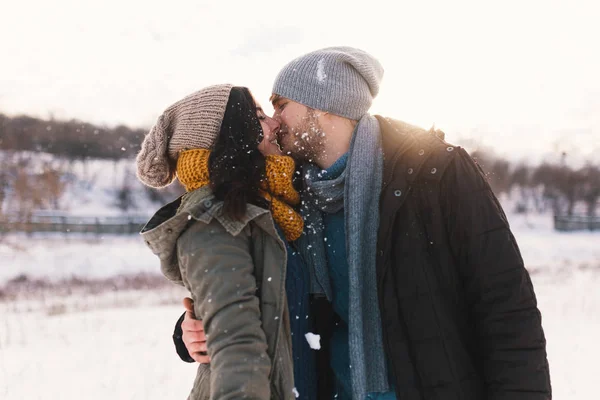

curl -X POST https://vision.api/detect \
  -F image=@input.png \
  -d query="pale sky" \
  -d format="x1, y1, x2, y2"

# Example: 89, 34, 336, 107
1, 0, 599, 163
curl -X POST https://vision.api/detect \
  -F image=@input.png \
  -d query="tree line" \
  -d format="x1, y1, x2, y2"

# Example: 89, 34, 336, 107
1, 112, 598, 218
0, 113, 146, 160
472, 150, 600, 217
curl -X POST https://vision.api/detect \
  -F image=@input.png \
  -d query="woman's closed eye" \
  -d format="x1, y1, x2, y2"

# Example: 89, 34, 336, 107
256, 107, 267, 120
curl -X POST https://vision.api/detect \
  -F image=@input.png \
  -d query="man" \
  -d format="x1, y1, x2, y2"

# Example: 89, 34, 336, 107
176, 47, 551, 400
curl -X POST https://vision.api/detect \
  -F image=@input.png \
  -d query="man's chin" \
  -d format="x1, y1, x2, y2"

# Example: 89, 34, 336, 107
282, 150, 301, 161
280, 143, 301, 160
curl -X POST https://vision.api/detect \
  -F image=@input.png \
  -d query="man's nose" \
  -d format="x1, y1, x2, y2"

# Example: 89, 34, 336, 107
269, 118, 281, 130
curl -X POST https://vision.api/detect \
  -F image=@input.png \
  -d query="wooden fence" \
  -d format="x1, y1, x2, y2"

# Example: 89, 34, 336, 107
0, 215, 149, 235
554, 215, 600, 232
3, 214, 599, 234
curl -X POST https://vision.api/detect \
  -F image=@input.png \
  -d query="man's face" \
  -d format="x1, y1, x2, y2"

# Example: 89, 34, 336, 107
271, 96, 327, 163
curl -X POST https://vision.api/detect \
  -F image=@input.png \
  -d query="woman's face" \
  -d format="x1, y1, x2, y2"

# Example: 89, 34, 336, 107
256, 104, 283, 156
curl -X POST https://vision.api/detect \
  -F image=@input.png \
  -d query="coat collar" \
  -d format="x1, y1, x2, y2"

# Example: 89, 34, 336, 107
376, 116, 429, 189
141, 186, 271, 239
140, 186, 274, 284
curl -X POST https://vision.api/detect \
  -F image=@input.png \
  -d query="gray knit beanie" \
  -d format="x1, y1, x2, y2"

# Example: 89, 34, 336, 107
136, 84, 233, 188
272, 46, 384, 120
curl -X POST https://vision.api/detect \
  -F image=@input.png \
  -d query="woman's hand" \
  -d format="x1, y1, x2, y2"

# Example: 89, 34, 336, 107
182, 297, 210, 364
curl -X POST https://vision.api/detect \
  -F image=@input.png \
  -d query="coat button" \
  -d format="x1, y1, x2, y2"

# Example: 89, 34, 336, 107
379, 250, 384, 257
166, 228, 173, 234
418, 149, 425, 156
407, 168, 414, 174
203, 200, 213, 208
431, 168, 437, 174
394, 190, 402, 197
447, 146, 454, 152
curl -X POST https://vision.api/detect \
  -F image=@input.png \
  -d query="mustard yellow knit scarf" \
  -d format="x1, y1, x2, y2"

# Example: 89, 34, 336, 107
176, 149, 304, 241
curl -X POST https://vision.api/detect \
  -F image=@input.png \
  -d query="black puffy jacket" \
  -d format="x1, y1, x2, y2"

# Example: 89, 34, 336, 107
375, 116, 551, 400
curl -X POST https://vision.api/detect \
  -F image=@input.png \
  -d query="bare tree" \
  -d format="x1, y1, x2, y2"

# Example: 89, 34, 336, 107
1, 154, 69, 226
114, 171, 137, 212
579, 165, 600, 217
489, 159, 512, 196
0, 152, 10, 240
40, 162, 68, 209
563, 168, 585, 216
532, 163, 564, 214
511, 164, 531, 213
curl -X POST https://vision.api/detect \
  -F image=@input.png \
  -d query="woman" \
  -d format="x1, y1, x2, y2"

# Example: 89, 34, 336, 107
136, 84, 316, 400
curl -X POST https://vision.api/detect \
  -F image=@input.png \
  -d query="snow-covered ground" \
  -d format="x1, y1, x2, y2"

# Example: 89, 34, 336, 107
0, 212, 598, 399
0, 235, 157, 283
2, 212, 597, 285
0, 304, 197, 400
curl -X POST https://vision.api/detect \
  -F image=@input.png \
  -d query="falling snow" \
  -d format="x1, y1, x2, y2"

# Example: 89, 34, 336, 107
305, 332, 321, 350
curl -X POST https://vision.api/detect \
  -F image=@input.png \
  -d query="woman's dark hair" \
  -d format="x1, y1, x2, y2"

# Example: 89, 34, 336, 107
209, 86, 267, 220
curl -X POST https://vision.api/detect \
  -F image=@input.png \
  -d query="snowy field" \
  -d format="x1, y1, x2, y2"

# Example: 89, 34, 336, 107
1, 212, 599, 399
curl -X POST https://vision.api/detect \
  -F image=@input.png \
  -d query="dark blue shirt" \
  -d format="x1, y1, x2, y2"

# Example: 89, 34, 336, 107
316, 155, 353, 399
276, 226, 317, 400
318, 154, 397, 400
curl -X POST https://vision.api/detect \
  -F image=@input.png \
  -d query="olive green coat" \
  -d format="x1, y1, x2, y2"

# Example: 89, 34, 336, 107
141, 186, 295, 400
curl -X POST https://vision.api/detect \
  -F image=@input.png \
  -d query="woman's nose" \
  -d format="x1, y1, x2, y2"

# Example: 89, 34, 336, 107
267, 116, 280, 131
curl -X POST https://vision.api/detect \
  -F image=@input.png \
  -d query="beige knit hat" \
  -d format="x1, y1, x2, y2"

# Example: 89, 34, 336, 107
136, 84, 233, 188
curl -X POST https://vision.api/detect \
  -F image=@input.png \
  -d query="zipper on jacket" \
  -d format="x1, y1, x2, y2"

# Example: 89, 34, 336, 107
377, 186, 413, 400
415, 185, 465, 399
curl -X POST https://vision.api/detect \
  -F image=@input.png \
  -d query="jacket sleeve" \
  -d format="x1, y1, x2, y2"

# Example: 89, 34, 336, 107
177, 219, 271, 400
173, 311, 195, 363
441, 148, 551, 400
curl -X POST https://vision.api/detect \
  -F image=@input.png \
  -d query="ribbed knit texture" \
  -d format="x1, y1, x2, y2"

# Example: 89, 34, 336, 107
262, 155, 301, 206
136, 84, 233, 188
176, 149, 212, 192
272, 47, 384, 120
176, 149, 304, 241
344, 116, 391, 399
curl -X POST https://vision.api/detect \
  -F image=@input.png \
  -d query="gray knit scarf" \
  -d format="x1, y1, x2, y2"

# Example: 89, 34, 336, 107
295, 114, 389, 399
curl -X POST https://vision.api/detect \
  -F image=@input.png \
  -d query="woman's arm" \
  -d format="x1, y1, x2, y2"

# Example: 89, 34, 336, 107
178, 219, 271, 400
441, 149, 551, 399
173, 297, 210, 364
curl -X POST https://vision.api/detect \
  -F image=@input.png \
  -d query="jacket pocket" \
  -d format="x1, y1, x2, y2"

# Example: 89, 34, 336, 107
270, 332, 295, 399
187, 364, 211, 400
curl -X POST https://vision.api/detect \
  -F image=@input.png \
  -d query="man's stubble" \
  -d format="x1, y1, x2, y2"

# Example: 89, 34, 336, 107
283, 110, 327, 164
